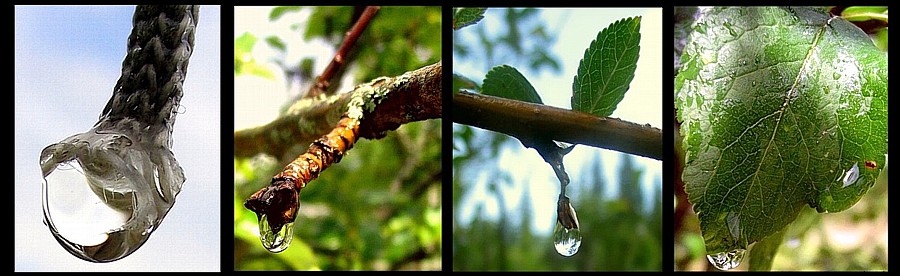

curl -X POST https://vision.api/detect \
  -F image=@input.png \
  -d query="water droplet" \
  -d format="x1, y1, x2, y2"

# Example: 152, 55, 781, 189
840, 163, 859, 188
754, 56, 761, 65
739, 59, 747, 66
43, 160, 131, 247
40, 130, 184, 262
726, 212, 741, 241
553, 222, 582, 257
751, 81, 757, 87
554, 195, 581, 257
833, 72, 841, 80
707, 249, 746, 270
258, 214, 294, 253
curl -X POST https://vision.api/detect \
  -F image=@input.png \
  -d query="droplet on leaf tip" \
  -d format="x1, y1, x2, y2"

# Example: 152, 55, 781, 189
706, 249, 745, 270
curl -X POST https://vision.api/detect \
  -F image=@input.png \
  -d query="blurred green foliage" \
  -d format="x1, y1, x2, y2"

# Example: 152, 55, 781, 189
453, 140, 663, 271
234, 6, 441, 271
452, 8, 561, 74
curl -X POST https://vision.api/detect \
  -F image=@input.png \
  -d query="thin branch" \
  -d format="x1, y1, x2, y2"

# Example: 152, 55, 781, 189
306, 6, 380, 98
452, 91, 662, 160
234, 61, 442, 159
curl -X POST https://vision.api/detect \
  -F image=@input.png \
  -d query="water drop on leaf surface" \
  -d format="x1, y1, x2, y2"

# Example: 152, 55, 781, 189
706, 249, 745, 270
841, 163, 860, 188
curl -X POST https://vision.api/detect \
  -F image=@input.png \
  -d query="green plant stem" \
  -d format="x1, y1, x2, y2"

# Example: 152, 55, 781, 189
453, 91, 662, 160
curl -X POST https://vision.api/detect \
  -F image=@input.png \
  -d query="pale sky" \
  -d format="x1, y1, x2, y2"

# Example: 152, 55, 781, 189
15, 6, 221, 272
453, 8, 663, 235
234, 7, 358, 131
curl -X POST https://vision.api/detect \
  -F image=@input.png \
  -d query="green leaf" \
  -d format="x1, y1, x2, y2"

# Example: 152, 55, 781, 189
675, 7, 887, 255
572, 16, 641, 117
265, 35, 287, 53
269, 6, 301, 21
481, 65, 542, 104
841, 6, 888, 23
453, 8, 486, 30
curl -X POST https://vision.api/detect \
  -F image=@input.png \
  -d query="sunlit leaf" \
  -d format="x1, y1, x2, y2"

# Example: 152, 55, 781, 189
572, 16, 641, 117
453, 8, 486, 30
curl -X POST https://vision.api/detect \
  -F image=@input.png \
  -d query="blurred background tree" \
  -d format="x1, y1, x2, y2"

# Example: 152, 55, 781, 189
234, 6, 441, 270
673, 6, 888, 271
453, 8, 663, 271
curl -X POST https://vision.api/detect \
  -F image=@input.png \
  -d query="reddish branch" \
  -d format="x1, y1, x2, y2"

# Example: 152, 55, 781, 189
234, 61, 442, 159
243, 61, 441, 235
306, 6, 380, 98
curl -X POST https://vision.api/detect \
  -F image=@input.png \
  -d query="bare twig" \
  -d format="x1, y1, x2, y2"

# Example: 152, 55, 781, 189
306, 6, 380, 98
453, 91, 662, 160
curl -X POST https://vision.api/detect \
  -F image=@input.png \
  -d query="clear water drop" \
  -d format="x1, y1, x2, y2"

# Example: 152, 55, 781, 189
553, 222, 582, 257
707, 249, 746, 270
554, 195, 581, 257
43, 160, 131, 247
841, 163, 860, 188
258, 214, 294, 253
40, 129, 184, 263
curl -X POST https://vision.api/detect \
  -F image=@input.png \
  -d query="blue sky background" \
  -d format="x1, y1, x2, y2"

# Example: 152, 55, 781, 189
15, 6, 221, 272
453, 8, 663, 235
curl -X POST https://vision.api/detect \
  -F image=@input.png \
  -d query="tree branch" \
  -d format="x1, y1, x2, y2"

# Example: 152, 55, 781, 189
306, 6, 380, 98
234, 61, 442, 159
452, 91, 662, 160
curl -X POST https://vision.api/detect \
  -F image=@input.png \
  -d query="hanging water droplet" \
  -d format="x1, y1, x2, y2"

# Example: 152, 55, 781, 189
258, 214, 294, 253
840, 163, 860, 188
43, 160, 131, 247
706, 249, 746, 270
40, 129, 184, 263
553, 222, 582, 257
554, 195, 581, 257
